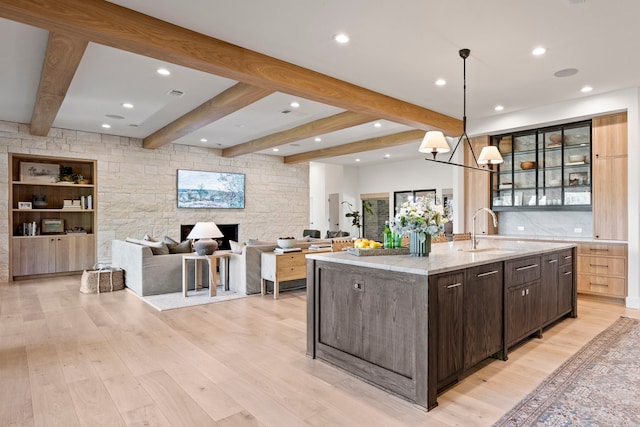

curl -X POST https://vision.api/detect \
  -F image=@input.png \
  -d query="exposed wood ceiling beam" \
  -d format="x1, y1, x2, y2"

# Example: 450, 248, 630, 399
143, 83, 273, 149
30, 31, 88, 136
284, 129, 425, 164
0, 0, 462, 136
222, 111, 373, 157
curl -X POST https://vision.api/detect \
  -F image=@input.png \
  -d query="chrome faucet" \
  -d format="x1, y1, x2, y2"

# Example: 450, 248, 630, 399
471, 208, 498, 250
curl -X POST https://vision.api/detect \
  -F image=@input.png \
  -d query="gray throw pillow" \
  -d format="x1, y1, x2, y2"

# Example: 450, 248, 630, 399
163, 236, 192, 254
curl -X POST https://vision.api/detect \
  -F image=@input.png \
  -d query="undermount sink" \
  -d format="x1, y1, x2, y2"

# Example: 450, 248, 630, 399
459, 248, 518, 254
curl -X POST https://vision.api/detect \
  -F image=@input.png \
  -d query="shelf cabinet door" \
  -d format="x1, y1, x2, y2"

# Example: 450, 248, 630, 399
593, 156, 627, 240
431, 271, 464, 388
558, 264, 574, 315
464, 262, 503, 369
55, 234, 95, 272
540, 252, 560, 325
506, 281, 541, 347
12, 237, 56, 276
592, 113, 627, 158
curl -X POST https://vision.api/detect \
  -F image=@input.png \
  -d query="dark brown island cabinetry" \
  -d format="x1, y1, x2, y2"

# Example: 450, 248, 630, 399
307, 244, 576, 410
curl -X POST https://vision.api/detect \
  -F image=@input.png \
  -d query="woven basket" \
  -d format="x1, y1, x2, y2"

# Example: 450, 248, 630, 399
80, 264, 125, 293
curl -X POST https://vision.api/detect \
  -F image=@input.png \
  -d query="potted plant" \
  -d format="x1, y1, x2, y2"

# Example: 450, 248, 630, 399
58, 166, 75, 183
74, 174, 89, 184
342, 200, 374, 238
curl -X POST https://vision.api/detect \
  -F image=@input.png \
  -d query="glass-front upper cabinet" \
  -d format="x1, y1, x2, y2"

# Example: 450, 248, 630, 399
490, 120, 592, 210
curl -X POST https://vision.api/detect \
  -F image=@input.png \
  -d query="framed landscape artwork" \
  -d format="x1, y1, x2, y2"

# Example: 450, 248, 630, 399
177, 169, 245, 209
20, 162, 59, 183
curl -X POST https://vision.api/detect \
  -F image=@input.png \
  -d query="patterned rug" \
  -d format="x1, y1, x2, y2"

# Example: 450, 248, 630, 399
494, 316, 640, 426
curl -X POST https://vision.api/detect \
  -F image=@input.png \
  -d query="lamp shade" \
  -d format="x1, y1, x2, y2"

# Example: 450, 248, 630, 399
419, 131, 451, 157
187, 222, 224, 255
477, 146, 504, 165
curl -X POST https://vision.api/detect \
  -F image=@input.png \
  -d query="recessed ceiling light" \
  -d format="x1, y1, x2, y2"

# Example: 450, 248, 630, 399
334, 33, 350, 44
374, 122, 382, 128
122, 102, 134, 109
435, 79, 446, 86
494, 105, 504, 111
554, 68, 579, 78
315, 137, 322, 142
200, 138, 207, 142
355, 158, 361, 162
101, 124, 111, 129
384, 154, 390, 158
290, 101, 300, 108
273, 148, 279, 152
157, 68, 171, 76
532, 47, 546, 56
581, 85, 593, 93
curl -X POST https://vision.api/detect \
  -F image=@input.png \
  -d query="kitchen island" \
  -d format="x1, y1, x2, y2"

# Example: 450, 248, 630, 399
305, 239, 576, 410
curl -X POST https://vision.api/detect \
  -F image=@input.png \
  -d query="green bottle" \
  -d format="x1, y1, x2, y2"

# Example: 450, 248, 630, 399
383, 221, 392, 248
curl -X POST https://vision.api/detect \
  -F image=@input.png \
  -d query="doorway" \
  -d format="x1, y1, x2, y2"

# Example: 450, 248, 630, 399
362, 194, 389, 241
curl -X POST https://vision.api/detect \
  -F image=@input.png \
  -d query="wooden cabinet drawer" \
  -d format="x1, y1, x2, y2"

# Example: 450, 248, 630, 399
505, 255, 541, 288
277, 253, 306, 269
577, 256, 625, 277
577, 243, 627, 257
558, 249, 574, 266
577, 274, 626, 297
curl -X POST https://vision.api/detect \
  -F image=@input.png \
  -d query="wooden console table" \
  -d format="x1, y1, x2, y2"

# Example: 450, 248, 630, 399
261, 249, 329, 299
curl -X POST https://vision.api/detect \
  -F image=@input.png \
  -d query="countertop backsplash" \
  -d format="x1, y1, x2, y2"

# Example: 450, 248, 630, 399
496, 210, 592, 239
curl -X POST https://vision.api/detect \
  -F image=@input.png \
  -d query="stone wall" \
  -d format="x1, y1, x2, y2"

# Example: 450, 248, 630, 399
0, 121, 310, 282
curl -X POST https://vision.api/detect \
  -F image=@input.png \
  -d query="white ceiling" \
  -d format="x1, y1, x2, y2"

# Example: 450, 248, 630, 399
1, 0, 639, 165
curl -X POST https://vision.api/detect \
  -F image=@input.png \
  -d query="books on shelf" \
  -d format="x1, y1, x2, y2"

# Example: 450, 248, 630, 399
274, 247, 302, 254
309, 244, 332, 251
63, 196, 93, 210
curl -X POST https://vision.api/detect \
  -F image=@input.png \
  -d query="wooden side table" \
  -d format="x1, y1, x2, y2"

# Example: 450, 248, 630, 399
261, 249, 315, 299
182, 251, 232, 297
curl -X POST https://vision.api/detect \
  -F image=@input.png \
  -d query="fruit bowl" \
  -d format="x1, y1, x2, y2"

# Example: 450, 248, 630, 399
277, 237, 296, 249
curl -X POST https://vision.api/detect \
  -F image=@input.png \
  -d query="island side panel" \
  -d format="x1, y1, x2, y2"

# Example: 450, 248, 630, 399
306, 259, 315, 358
310, 260, 432, 409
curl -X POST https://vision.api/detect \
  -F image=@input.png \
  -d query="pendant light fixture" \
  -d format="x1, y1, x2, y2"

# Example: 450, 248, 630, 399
423, 48, 503, 171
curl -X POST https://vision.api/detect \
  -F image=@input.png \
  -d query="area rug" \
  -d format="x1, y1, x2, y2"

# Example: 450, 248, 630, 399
141, 287, 247, 311
494, 316, 640, 426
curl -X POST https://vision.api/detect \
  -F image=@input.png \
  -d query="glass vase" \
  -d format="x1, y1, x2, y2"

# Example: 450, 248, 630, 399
409, 231, 431, 256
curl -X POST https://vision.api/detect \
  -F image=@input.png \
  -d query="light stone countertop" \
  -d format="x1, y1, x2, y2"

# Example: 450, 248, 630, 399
305, 239, 576, 276
478, 234, 627, 244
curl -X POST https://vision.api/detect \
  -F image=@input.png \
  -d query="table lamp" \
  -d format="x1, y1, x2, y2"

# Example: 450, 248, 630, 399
187, 222, 224, 255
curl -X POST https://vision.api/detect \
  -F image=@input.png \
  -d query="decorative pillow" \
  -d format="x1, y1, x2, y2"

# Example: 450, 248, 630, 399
126, 237, 169, 255
163, 236, 193, 254
229, 240, 244, 254
143, 234, 158, 242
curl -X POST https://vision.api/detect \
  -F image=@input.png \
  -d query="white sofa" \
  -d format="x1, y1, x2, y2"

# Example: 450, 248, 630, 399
111, 240, 207, 296
228, 239, 336, 295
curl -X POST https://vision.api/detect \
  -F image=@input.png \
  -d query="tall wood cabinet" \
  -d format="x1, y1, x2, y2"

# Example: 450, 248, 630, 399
592, 112, 627, 241
9, 153, 97, 280
464, 135, 495, 234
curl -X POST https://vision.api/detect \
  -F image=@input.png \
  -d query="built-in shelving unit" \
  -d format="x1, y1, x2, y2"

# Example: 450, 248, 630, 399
9, 153, 97, 280
490, 120, 592, 211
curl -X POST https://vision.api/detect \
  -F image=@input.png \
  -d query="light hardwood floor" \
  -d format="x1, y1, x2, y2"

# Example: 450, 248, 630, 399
1, 276, 638, 427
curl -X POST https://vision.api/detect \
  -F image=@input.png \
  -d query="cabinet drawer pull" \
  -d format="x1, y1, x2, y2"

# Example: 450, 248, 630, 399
446, 282, 462, 289
589, 264, 608, 268
564, 255, 572, 260
516, 264, 539, 271
548, 259, 558, 264
589, 248, 609, 252
590, 282, 608, 287
564, 271, 572, 276
477, 270, 499, 278
521, 289, 525, 297
353, 282, 364, 292
526, 288, 530, 295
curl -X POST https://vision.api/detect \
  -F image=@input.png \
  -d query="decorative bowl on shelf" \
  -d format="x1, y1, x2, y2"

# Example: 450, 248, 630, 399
549, 134, 563, 144
277, 237, 297, 249
520, 161, 536, 170
568, 154, 586, 163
